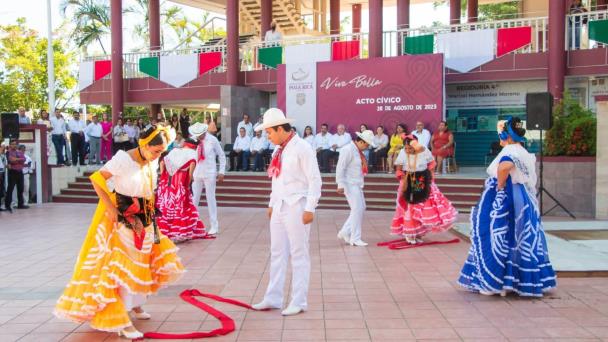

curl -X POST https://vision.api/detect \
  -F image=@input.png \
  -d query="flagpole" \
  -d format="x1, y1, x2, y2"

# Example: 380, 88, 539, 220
46, 0, 55, 114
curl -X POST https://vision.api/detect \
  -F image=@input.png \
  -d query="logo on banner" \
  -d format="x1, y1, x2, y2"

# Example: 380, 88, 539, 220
291, 68, 309, 81
296, 93, 306, 106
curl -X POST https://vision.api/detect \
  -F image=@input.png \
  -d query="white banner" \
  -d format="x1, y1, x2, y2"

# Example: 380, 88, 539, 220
437, 29, 496, 73
285, 43, 331, 64
78, 61, 94, 91
286, 62, 317, 134
160, 54, 198, 88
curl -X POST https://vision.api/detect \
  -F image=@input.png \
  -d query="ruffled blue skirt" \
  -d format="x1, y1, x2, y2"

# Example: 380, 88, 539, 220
458, 177, 557, 297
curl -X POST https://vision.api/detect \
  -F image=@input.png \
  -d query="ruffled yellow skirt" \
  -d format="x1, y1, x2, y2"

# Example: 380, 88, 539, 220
54, 222, 184, 331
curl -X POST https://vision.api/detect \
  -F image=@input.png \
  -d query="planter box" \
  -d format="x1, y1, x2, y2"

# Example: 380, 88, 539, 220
536, 156, 596, 218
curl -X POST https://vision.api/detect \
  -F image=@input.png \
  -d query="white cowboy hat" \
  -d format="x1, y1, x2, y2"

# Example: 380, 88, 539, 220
254, 108, 295, 131
356, 130, 375, 147
188, 122, 208, 138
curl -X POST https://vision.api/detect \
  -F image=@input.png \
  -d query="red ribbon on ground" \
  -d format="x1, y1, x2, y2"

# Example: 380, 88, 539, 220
143, 289, 266, 340
377, 238, 460, 250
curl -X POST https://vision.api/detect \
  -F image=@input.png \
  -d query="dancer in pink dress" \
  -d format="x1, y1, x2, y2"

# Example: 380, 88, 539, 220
390, 134, 457, 244
156, 138, 206, 242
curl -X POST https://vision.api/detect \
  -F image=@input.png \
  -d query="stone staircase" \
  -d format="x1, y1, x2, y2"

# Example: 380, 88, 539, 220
52, 172, 484, 213
240, 0, 309, 35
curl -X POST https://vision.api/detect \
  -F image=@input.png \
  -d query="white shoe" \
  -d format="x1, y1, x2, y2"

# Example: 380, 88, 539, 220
132, 310, 151, 320
117, 329, 143, 339
251, 301, 280, 310
479, 289, 497, 296
207, 227, 219, 235
337, 231, 350, 244
350, 240, 368, 247
281, 305, 304, 316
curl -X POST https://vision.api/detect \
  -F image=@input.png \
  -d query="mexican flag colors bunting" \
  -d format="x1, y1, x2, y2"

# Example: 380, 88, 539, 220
138, 52, 223, 87
496, 26, 532, 57
404, 34, 434, 55
78, 60, 111, 90
437, 29, 495, 73
258, 46, 283, 69
139, 57, 159, 79
589, 19, 608, 44
332, 40, 360, 60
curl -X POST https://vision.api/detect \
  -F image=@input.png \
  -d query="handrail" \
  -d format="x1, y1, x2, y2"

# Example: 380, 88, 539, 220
566, 9, 608, 50
172, 16, 226, 51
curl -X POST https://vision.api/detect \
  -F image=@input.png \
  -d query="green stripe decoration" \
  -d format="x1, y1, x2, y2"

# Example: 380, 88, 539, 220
589, 19, 608, 45
258, 46, 283, 69
404, 34, 434, 55
139, 56, 159, 79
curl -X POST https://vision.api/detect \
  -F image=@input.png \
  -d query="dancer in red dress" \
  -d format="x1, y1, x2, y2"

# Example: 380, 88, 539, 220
156, 138, 206, 242
390, 134, 457, 244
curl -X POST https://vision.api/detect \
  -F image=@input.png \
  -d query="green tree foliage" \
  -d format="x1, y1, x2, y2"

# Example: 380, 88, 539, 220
0, 18, 77, 111
544, 92, 596, 156
60, 0, 110, 55
434, 0, 520, 21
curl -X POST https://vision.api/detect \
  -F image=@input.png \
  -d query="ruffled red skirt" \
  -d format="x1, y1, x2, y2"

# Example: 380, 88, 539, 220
156, 162, 205, 242
390, 182, 457, 238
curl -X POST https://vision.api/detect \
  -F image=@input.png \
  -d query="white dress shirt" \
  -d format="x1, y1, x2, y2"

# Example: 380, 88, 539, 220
265, 30, 282, 43
330, 133, 352, 152
193, 134, 226, 178
373, 134, 389, 149
336, 142, 365, 189
237, 121, 254, 137
313, 133, 333, 150
411, 129, 431, 148
85, 122, 102, 138
395, 148, 434, 171
250, 136, 269, 152
233, 135, 251, 152
124, 125, 137, 140
304, 135, 315, 149
269, 135, 322, 213
50, 116, 66, 135
19, 116, 31, 125
68, 119, 86, 134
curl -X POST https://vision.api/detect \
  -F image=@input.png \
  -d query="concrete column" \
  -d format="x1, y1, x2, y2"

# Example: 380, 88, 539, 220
352, 4, 361, 33
226, 0, 239, 86
110, 0, 123, 125
368, 0, 383, 58
548, 0, 566, 103
467, 0, 478, 23
596, 98, 608, 219
330, 0, 340, 35
149, 0, 161, 118
261, 0, 272, 39
321, 0, 327, 33
313, 0, 319, 31
396, 0, 410, 30
450, 0, 461, 25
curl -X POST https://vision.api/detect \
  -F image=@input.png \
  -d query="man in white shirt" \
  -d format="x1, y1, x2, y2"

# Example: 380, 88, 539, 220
237, 114, 254, 138
252, 108, 322, 316
250, 129, 269, 172
411, 121, 431, 148
313, 123, 333, 173
330, 124, 353, 170
229, 127, 252, 171
124, 118, 137, 148
190, 123, 227, 236
67, 112, 87, 166
336, 130, 374, 247
85, 115, 103, 164
264, 22, 282, 45
50, 110, 67, 165
17, 107, 31, 125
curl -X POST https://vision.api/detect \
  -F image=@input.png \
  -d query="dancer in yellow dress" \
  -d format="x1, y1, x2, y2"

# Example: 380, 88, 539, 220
54, 125, 185, 339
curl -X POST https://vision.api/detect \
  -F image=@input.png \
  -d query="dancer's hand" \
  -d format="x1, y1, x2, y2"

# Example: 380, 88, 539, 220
337, 188, 344, 195
267, 207, 273, 219
105, 206, 119, 222
217, 174, 224, 183
302, 211, 314, 225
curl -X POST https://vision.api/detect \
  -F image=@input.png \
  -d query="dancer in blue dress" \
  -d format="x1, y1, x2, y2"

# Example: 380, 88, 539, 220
458, 117, 556, 297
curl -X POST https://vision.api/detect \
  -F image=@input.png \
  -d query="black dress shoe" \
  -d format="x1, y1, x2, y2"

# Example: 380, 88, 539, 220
17, 205, 30, 209
6, 207, 13, 213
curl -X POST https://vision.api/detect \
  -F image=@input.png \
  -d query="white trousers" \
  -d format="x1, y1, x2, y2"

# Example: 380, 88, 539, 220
339, 185, 366, 243
192, 176, 219, 233
263, 200, 311, 309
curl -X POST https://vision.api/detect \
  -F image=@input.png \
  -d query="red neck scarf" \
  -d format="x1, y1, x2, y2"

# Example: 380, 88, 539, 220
267, 132, 295, 178
197, 137, 205, 162
354, 142, 368, 176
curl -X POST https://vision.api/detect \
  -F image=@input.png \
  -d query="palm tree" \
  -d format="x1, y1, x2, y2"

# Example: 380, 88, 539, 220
60, 0, 110, 55
126, 0, 194, 50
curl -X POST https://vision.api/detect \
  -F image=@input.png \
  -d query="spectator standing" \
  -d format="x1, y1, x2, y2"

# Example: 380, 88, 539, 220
50, 110, 68, 166
229, 127, 252, 171
0, 143, 6, 211
100, 113, 113, 162
314, 123, 333, 173
204, 113, 218, 135
264, 22, 282, 45
250, 130, 270, 171
37, 110, 52, 158
238, 114, 254, 137
124, 118, 137, 149
411, 121, 431, 148
179, 108, 191, 138
17, 107, 31, 125
68, 112, 87, 166
370, 126, 389, 172
85, 115, 103, 164
112, 118, 129, 153
568, 0, 588, 50
5, 140, 28, 211
17, 145, 33, 205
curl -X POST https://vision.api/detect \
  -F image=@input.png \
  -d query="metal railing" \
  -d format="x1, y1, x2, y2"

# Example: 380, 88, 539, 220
566, 9, 608, 50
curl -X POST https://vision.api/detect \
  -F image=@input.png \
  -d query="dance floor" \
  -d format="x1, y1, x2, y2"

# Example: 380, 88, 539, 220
0, 203, 607, 341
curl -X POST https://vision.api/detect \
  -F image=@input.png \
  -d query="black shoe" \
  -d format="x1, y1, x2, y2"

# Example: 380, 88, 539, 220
17, 205, 30, 209
6, 207, 13, 213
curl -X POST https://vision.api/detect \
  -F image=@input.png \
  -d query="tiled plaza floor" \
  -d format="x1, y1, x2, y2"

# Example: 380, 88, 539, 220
1, 203, 608, 341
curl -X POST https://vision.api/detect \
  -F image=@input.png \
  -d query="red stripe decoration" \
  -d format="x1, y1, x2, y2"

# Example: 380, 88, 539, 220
496, 26, 532, 58
93, 60, 111, 81
143, 289, 267, 339
332, 40, 360, 61
199, 52, 222, 75
377, 238, 460, 250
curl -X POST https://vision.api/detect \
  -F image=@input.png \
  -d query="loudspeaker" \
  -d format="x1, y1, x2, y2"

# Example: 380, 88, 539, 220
526, 92, 553, 130
1, 113, 19, 139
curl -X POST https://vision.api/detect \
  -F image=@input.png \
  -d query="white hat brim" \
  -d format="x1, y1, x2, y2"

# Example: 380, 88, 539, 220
254, 118, 295, 131
356, 132, 375, 147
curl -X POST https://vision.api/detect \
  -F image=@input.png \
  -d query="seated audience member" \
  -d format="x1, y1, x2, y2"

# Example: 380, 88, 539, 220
411, 121, 431, 148
303, 126, 315, 148
387, 123, 406, 172
314, 123, 333, 173
330, 124, 352, 162
431, 120, 455, 174
250, 130, 269, 172
370, 125, 389, 172
229, 127, 251, 171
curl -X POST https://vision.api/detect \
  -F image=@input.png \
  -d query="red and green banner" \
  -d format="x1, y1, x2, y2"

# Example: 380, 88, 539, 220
199, 51, 223, 74
79, 60, 111, 90
137, 52, 222, 87
94, 60, 111, 80
332, 40, 360, 60
496, 26, 532, 57
404, 34, 434, 55
139, 57, 159, 79
258, 46, 283, 69
589, 19, 608, 44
